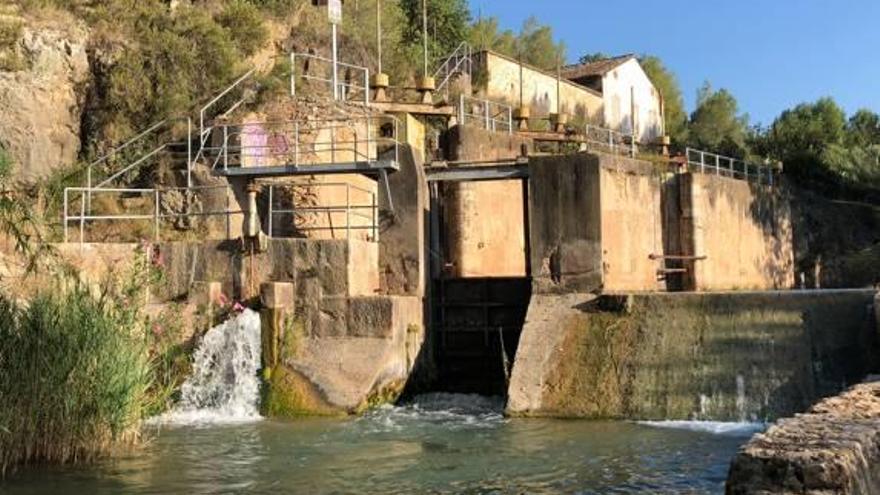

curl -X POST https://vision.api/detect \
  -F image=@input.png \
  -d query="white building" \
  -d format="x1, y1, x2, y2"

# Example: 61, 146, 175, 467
562, 55, 664, 143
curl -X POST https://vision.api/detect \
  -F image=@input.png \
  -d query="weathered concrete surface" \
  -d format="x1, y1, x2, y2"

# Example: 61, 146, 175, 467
472, 50, 604, 124
444, 179, 527, 277
727, 381, 880, 495
507, 290, 879, 420
507, 293, 595, 413
378, 144, 427, 297
528, 153, 602, 293
528, 152, 663, 293
286, 296, 423, 412
598, 156, 665, 291
681, 173, 795, 291
443, 124, 531, 162
0, 14, 90, 182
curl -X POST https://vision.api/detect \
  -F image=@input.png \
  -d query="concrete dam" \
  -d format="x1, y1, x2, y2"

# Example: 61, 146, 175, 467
58, 120, 879, 422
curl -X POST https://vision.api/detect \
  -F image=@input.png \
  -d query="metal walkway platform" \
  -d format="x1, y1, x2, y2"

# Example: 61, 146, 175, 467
213, 159, 399, 178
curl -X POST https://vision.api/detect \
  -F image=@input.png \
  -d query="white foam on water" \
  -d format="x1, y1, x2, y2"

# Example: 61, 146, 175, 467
147, 309, 263, 427
637, 420, 765, 437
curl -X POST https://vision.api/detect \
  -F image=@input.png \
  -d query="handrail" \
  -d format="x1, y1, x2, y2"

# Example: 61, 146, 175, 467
434, 41, 472, 97
583, 124, 636, 158
290, 52, 370, 106
458, 95, 512, 134
199, 68, 256, 142
684, 147, 775, 185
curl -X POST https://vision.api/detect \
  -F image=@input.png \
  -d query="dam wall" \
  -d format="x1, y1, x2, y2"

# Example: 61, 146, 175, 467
507, 290, 879, 420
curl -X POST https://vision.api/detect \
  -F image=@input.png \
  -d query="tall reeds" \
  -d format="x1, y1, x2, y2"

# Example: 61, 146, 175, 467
0, 282, 152, 476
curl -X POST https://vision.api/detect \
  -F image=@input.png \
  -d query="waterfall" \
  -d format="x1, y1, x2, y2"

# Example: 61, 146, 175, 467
148, 309, 263, 425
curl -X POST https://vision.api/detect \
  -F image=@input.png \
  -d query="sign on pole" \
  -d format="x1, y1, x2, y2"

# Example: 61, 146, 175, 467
328, 0, 342, 24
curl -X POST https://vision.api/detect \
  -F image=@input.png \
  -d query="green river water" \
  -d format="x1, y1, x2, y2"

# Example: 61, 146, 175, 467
1, 393, 759, 494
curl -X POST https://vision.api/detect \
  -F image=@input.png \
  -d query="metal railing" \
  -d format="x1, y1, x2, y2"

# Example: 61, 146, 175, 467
458, 95, 512, 134
63, 185, 244, 244
685, 148, 776, 185
290, 52, 370, 106
583, 124, 636, 158
434, 41, 472, 98
204, 115, 401, 172
267, 182, 378, 242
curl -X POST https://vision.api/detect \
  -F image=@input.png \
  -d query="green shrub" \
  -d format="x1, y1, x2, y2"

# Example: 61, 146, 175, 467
0, 281, 152, 476
217, 0, 269, 56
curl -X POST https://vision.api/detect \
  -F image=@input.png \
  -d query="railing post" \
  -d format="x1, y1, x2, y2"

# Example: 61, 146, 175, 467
268, 185, 274, 239
371, 190, 377, 242
187, 117, 193, 188
484, 100, 490, 131
700, 151, 705, 174
345, 184, 351, 241
223, 126, 229, 170
364, 68, 370, 106
290, 52, 296, 97
715, 154, 720, 176
507, 106, 513, 134
63, 188, 68, 243
459, 94, 465, 125
79, 189, 85, 245
608, 129, 613, 152
154, 189, 160, 242
294, 122, 299, 167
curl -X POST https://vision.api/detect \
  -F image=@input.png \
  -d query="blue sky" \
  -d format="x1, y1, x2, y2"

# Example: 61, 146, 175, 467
467, 0, 880, 126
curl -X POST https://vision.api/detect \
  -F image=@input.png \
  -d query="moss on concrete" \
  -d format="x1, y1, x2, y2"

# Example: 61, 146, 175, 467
261, 365, 344, 418
535, 292, 878, 421
356, 379, 407, 414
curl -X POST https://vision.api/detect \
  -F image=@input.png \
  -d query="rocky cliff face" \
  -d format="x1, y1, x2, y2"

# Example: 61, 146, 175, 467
0, 14, 89, 183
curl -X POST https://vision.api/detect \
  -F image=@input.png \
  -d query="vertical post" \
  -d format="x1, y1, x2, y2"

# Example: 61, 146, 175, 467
376, 0, 383, 75
290, 52, 296, 97
294, 122, 299, 167
459, 94, 465, 125
484, 101, 490, 131
154, 189, 160, 242
422, 0, 428, 78
268, 185, 274, 239
700, 151, 705, 174
715, 154, 720, 176
508, 106, 513, 134
79, 189, 85, 245
332, 23, 339, 100
63, 188, 68, 243
187, 118, 192, 188
223, 125, 228, 170
366, 118, 372, 161
364, 68, 370, 106
371, 190, 377, 241
331, 123, 336, 163
345, 183, 351, 241
86, 166, 92, 217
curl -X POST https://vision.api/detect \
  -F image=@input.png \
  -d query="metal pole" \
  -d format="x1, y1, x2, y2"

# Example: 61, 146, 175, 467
63, 188, 68, 243
294, 122, 299, 167
223, 126, 229, 170
332, 23, 339, 100
484, 101, 490, 131
187, 118, 192, 188
715, 155, 720, 176
371, 190, 377, 241
508, 106, 513, 134
459, 94, 465, 125
268, 185, 274, 238
364, 68, 370, 106
154, 189, 160, 241
290, 52, 296, 97
345, 183, 351, 241
79, 189, 85, 245
422, 0, 428, 77
376, 0, 382, 74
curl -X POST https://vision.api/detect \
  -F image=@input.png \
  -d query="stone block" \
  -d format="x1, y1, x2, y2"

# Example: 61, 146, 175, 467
191, 281, 222, 307
348, 297, 395, 338
261, 282, 294, 310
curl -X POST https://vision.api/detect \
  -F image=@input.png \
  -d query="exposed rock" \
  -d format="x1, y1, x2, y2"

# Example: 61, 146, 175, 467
0, 15, 90, 183
726, 381, 880, 494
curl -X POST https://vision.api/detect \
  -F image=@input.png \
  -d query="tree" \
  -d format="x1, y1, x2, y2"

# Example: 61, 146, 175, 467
400, 0, 471, 68
846, 109, 880, 147
639, 55, 687, 144
468, 15, 565, 71
687, 83, 749, 158
578, 52, 608, 64
513, 16, 566, 71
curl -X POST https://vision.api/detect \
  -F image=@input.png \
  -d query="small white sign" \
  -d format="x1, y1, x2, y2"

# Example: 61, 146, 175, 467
328, 0, 342, 24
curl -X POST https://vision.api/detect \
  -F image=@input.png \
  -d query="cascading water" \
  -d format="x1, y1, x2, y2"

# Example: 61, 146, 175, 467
148, 309, 263, 425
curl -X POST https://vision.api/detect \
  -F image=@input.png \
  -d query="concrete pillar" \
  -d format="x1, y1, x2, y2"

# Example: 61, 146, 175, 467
417, 76, 435, 105
514, 107, 530, 131
260, 282, 295, 374
245, 182, 260, 238
371, 73, 389, 102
